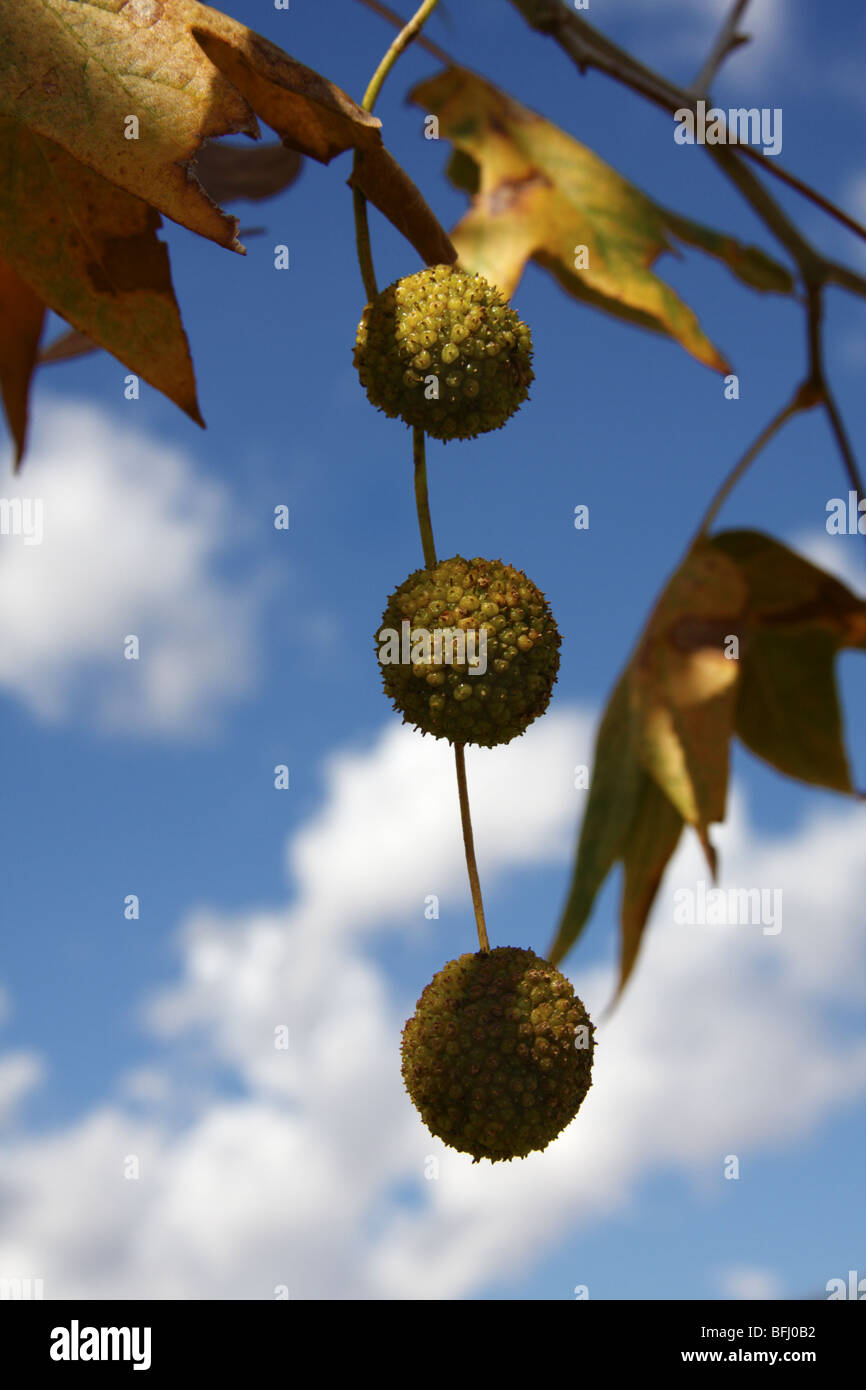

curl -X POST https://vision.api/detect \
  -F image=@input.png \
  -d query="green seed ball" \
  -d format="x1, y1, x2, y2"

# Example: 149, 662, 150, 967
376, 556, 560, 747
353, 265, 534, 441
401, 947, 595, 1163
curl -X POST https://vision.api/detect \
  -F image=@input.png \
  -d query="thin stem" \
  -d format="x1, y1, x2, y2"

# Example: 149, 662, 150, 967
355, 0, 454, 66
362, 0, 442, 112
352, 0, 441, 301
413, 425, 437, 567
504, 0, 866, 251
454, 743, 490, 953
690, 0, 751, 96
691, 385, 814, 545
353, 186, 378, 302
804, 287, 866, 555
823, 390, 865, 523
359, 0, 866, 251
503, 0, 866, 548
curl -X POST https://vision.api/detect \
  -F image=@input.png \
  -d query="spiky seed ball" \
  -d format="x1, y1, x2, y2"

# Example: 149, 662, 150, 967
353, 264, 533, 440
402, 947, 594, 1163
377, 555, 560, 748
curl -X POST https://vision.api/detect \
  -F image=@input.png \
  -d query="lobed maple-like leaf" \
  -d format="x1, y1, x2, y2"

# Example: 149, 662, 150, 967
550, 533, 866, 998
410, 67, 794, 370
0, 0, 454, 466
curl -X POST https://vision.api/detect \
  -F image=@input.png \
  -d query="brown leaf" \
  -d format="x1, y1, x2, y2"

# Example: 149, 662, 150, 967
411, 67, 793, 368
618, 770, 684, 998
192, 21, 455, 267
0, 0, 257, 251
629, 544, 747, 861
548, 668, 685, 1002
550, 671, 643, 968
38, 326, 97, 366
710, 530, 866, 792
192, 140, 302, 204
37, 139, 305, 375
0, 256, 45, 467
0, 119, 202, 431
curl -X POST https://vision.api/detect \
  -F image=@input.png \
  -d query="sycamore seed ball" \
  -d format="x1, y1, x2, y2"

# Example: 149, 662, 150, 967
377, 555, 560, 748
401, 947, 595, 1163
353, 264, 533, 440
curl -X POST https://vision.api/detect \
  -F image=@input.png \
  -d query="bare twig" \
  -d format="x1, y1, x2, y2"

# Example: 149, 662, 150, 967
691, 384, 815, 545
504, 0, 865, 546
358, 0, 866, 248
803, 286, 866, 546
503, 0, 866, 249
690, 0, 751, 96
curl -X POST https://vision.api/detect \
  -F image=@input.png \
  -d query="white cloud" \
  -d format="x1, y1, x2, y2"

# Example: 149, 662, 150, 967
0, 1053, 43, 1128
0, 709, 864, 1298
0, 399, 264, 733
718, 1265, 784, 1300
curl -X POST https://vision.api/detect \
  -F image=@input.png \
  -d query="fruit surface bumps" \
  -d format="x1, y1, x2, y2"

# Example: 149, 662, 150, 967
353, 264, 533, 440
377, 555, 560, 748
401, 947, 595, 1163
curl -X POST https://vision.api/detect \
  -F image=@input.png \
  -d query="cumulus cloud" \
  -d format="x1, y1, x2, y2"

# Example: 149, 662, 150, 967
0, 399, 264, 733
0, 710, 864, 1299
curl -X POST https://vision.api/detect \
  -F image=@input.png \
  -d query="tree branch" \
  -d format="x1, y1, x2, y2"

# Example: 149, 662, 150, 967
504, 0, 866, 250
504, 0, 865, 548
689, 0, 751, 97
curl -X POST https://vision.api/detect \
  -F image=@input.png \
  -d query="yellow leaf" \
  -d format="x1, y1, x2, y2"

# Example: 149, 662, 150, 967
629, 544, 747, 858
412, 67, 793, 369
0, 0, 256, 250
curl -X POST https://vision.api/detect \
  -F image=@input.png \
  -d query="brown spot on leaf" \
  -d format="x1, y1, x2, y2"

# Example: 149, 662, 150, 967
85, 230, 170, 296
483, 172, 551, 217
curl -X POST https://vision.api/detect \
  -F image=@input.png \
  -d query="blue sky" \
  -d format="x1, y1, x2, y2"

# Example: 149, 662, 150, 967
0, 0, 864, 1300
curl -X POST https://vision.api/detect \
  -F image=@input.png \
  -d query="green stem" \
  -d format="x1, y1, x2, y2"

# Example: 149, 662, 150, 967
413, 425, 437, 567
352, 0, 441, 302
454, 743, 490, 953
353, 187, 378, 302
361, 0, 441, 112
352, 0, 488, 956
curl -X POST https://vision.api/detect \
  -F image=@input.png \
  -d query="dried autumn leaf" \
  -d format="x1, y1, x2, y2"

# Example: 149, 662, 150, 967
411, 67, 794, 369
552, 672, 642, 964
0, 119, 202, 446
190, 20, 454, 265
550, 531, 866, 995
0, 0, 257, 252
618, 769, 684, 997
38, 327, 96, 366
548, 669, 685, 996
0, 0, 454, 462
37, 140, 304, 373
709, 530, 866, 792
0, 257, 45, 467
550, 541, 747, 992
630, 543, 748, 867
192, 140, 303, 205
